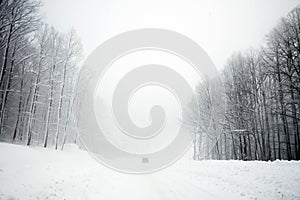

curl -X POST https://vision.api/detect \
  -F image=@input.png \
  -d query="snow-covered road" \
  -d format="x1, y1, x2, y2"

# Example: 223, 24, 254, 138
0, 142, 300, 200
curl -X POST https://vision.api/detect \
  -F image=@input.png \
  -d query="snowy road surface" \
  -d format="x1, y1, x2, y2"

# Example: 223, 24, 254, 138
0, 142, 300, 200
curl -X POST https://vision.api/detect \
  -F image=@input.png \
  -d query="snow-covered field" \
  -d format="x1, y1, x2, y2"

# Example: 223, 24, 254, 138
0, 142, 300, 200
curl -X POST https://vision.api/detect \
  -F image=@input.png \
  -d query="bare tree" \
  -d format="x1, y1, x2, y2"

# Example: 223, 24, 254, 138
190, 8, 300, 161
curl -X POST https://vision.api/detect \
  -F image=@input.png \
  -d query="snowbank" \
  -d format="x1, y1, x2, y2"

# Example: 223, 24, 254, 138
0, 142, 299, 200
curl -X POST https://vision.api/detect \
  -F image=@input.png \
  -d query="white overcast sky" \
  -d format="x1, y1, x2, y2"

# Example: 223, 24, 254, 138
42, 0, 299, 70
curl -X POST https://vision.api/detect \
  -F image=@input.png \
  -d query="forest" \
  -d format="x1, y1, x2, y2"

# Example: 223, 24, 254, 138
0, 0, 83, 149
0, 0, 299, 162
191, 7, 300, 161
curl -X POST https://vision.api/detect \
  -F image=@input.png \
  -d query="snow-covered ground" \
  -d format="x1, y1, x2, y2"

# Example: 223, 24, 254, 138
0, 142, 300, 200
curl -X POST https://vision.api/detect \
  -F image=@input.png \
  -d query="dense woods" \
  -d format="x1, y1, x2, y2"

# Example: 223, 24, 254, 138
192, 8, 300, 161
0, 0, 299, 163
0, 0, 83, 149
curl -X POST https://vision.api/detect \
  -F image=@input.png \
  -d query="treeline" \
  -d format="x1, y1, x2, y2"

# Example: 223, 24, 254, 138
0, 0, 83, 149
192, 8, 300, 161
